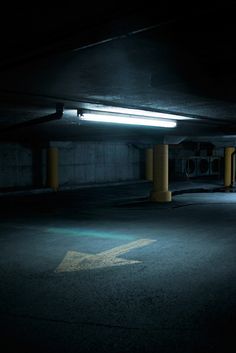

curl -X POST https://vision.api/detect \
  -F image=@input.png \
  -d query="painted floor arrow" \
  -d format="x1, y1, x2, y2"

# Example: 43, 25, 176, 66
55, 238, 156, 272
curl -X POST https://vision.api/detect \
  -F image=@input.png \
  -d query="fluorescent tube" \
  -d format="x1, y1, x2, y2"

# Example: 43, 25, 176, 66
79, 113, 176, 128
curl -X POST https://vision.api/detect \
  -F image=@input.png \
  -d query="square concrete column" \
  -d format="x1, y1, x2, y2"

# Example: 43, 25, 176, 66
150, 144, 172, 202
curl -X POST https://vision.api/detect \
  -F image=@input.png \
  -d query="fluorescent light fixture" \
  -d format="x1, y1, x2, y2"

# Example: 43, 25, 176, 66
88, 106, 192, 121
79, 112, 177, 128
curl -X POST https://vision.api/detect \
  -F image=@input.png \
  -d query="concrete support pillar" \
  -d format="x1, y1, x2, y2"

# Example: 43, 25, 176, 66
232, 152, 236, 186
145, 148, 153, 181
150, 144, 171, 202
224, 147, 235, 188
47, 147, 59, 191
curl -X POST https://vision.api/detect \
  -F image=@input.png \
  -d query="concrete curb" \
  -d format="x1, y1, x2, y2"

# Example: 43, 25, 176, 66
0, 180, 231, 198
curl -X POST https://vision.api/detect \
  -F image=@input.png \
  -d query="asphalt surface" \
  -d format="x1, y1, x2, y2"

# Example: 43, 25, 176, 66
0, 182, 235, 353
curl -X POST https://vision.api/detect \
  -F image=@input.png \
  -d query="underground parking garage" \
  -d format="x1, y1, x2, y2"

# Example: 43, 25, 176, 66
1, 3, 236, 353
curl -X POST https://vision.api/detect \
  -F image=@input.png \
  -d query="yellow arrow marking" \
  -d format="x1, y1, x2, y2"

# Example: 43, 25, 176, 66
55, 238, 156, 272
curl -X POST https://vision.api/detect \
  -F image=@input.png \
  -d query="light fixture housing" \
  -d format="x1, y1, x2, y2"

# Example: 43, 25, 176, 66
77, 109, 181, 128
79, 106, 192, 121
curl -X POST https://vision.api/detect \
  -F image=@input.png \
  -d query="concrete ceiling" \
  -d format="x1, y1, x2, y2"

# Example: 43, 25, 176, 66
1, 2, 236, 144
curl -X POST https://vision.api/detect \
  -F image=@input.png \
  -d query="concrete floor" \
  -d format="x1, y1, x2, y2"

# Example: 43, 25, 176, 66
0, 182, 235, 353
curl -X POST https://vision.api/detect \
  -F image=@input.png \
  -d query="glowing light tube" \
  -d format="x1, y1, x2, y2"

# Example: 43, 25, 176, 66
88, 107, 192, 120
79, 113, 177, 128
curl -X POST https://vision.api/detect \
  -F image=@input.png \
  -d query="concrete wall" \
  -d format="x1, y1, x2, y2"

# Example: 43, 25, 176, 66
0, 142, 141, 189
50, 142, 140, 186
0, 144, 32, 188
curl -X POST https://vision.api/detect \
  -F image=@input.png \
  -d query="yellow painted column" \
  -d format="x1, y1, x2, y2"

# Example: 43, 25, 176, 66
232, 152, 235, 186
150, 144, 172, 202
224, 147, 235, 187
145, 148, 153, 181
47, 147, 59, 191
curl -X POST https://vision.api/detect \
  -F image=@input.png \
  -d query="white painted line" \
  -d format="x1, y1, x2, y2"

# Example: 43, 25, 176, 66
55, 238, 156, 273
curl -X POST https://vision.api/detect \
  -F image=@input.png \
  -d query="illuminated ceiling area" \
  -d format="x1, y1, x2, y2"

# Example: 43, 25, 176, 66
0, 2, 236, 144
